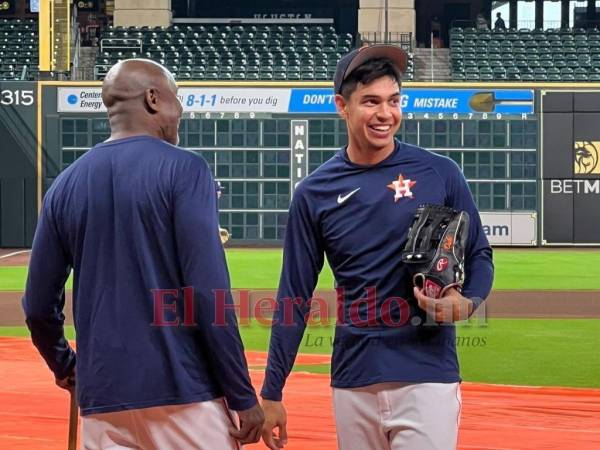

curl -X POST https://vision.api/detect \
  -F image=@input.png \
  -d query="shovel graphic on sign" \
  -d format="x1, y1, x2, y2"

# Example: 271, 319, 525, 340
469, 92, 532, 113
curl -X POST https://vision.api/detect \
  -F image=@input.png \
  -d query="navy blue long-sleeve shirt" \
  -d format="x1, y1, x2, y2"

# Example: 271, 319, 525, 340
262, 140, 494, 401
23, 135, 257, 415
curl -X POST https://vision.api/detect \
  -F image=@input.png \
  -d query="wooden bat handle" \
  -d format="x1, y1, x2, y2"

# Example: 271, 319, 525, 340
68, 389, 78, 450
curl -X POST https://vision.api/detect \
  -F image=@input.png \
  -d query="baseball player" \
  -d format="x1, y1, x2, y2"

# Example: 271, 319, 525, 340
261, 45, 494, 450
22, 59, 263, 449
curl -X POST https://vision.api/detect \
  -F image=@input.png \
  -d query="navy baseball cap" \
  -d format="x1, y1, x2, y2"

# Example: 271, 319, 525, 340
333, 44, 408, 95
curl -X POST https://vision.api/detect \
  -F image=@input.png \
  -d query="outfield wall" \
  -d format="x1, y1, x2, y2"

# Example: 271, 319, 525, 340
1, 81, 600, 247
540, 90, 600, 245
0, 82, 37, 248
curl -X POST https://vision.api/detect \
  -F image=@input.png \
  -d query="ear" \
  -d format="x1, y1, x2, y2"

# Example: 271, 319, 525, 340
334, 94, 348, 120
145, 88, 160, 113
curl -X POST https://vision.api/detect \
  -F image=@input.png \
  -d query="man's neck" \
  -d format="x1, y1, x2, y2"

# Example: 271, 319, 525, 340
106, 129, 160, 142
346, 140, 396, 166
106, 110, 163, 143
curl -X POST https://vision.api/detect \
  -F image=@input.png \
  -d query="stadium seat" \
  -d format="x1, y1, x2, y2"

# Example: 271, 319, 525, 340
493, 68, 508, 80
547, 73, 561, 81
506, 67, 520, 80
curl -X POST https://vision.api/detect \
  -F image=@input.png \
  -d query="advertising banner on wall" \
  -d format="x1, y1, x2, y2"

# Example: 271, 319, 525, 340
57, 88, 292, 113
479, 212, 537, 246
289, 88, 534, 115
541, 90, 600, 245
57, 87, 534, 117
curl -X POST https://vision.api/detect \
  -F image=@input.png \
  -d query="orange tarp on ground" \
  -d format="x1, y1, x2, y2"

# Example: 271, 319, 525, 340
1, 337, 599, 450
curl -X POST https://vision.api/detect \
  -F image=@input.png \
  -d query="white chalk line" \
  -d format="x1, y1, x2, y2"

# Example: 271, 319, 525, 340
0, 250, 31, 260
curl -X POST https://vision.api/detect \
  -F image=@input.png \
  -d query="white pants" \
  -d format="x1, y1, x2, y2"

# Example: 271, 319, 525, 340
81, 399, 241, 450
333, 382, 461, 450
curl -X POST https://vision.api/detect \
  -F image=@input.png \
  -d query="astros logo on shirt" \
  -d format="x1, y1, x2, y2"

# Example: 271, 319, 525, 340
387, 174, 416, 202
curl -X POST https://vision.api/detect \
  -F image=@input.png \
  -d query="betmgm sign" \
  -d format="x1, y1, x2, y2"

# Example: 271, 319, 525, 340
573, 141, 600, 176
541, 91, 600, 245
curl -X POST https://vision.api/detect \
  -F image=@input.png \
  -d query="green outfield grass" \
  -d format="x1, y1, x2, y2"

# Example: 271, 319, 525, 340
0, 267, 74, 291
0, 267, 29, 291
3, 319, 599, 388
226, 249, 600, 290
0, 326, 76, 339
2, 249, 598, 291
240, 318, 600, 388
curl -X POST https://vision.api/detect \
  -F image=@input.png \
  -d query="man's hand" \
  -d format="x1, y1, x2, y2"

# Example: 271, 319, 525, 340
414, 287, 473, 323
219, 227, 230, 245
55, 372, 76, 393
229, 402, 264, 445
262, 399, 288, 450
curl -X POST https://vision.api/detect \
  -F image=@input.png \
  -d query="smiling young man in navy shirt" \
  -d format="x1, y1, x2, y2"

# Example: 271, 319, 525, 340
260, 45, 494, 450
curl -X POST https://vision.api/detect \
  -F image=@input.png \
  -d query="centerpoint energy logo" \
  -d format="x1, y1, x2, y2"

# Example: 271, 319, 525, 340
574, 141, 600, 175
58, 88, 105, 111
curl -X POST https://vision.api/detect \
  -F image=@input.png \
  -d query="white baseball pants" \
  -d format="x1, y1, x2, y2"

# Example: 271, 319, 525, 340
81, 399, 241, 450
333, 382, 461, 450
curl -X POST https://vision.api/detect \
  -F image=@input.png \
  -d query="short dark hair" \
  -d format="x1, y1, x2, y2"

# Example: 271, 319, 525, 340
340, 58, 402, 99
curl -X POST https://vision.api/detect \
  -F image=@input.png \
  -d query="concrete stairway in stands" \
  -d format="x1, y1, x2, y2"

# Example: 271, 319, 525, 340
413, 48, 451, 82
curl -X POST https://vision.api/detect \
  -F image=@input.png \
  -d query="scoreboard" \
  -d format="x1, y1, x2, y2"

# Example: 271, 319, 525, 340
48, 84, 540, 246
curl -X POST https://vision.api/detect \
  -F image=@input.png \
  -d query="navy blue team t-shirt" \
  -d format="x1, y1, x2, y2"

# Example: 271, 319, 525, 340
23, 135, 257, 415
262, 140, 494, 401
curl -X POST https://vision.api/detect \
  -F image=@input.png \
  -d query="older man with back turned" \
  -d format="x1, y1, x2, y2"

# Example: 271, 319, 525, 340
23, 59, 263, 449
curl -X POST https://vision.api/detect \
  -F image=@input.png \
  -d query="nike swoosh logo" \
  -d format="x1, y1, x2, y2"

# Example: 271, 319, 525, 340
337, 188, 361, 205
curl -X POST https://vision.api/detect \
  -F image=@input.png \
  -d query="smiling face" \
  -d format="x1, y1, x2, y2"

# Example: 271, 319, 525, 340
335, 75, 402, 158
